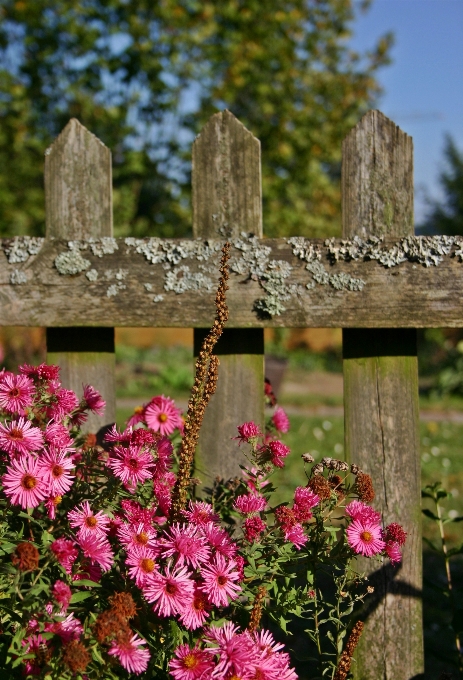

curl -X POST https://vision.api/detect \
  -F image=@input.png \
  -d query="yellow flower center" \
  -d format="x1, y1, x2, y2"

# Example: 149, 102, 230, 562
360, 531, 372, 542
183, 654, 199, 669
22, 474, 36, 490
140, 558, 155, 573
159, 413, 168, 423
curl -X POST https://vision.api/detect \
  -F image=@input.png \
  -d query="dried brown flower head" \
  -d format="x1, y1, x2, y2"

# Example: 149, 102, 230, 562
11, 542, 39, 571
248, 586, 267, 633
109, 592, 137, 620
329, 474, 345, 499
333, 621, 364, 680
307, 475, 331, 501
93, 609, 131, 644
355, 472, 375, 503
63, 640, 91, 674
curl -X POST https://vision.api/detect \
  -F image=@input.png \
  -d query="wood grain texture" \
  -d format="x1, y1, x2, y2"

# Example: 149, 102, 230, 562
192, 111, 264, 485
44, 119, 115, 432
342, 111, 423, 679
2, 237, 463, 328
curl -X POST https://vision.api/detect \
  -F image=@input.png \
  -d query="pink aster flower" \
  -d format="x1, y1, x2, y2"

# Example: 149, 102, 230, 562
267, 440, 290, 468
284, 523, 308, 550
117, 522, 159, 552
143, 564, 194, 617
22, 633, 48, 677
346, 519, 386, 557
293, 487, 319, 523
51, 538, 79, 573
52, 580, 72, 612
145, 395, 183, 436
126, 404, 147, 428
44, 422, 73, 448
77, 533, 114, 572
126, 545, 159, 587
205, 622, 254, 677
48, 612, 84, 644
0, 417, 43, 456
243, 516, 266, 542
0, 373, 34, 413
2, 455, 47, 508
385, 540, 402, 565
345, 501, 381, 524
68, 501, 110, 537
234, 493, 267, 514
383, 522, 407, 546
107, 445, 155, 489
272, 407, 290, 433
109, 633, 150, 675
200, 554, 241, 607
182, 500, 220, 526
82, 384, 105, 415
20, 363, 60, 382
152, 436, 174, 479
37, 447, 75, 496
72, 559, 102, 584
169, 643, 214, 680
234, 421, 262, 445
200, 523, 237, 558
44, 495, 63, 520
161, 523, 210, 568
178, 587, 211, 630
47, 388, 79, 420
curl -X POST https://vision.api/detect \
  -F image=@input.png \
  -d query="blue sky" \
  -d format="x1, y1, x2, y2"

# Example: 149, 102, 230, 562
349, 0, 463, 224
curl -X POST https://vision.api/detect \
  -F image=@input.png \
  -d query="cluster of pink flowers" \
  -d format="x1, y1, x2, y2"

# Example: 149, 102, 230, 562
345, 501, 406, 563
274, 487, 320, 549
0, 365, 104, 512
117, 499, 243, 631
170, 622, 297, 680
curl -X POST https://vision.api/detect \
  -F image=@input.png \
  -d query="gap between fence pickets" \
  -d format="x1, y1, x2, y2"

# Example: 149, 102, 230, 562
1, 234, 463, 328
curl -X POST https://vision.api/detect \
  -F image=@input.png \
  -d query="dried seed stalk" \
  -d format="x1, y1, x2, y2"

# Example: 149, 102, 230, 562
333, 621, 364, 680
248, 586, 267, 632
170, 243, 230, 520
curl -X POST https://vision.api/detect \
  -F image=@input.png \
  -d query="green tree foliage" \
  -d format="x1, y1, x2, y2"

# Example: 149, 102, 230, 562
0, 0, 392, 238
420, 136, 463, 236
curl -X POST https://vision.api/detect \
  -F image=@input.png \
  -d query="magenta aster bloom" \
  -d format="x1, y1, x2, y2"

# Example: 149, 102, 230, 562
267, 440, 290, 468
2, 455, 47, 508
20, 363, 60, 382
145, 395, 183, 436
44, 422, 73, 449
143, 564, 194, 617
200, 554, 241, 607
82, 384, 105, 415
68, 501, 110, 537
284, 523, 308, 550
234, 493, 267, 514
383, 522, 407, 546
0, 417, 43, 455
161, 523, 210, 568
47, 612, 84, 644
182, 500, 219, 526
52, 580, 72, 612
272, 407, 290, 433
205, 622, 255, 677
126, 404, 147, 428
234, 421, 262, 445
243, 516, 267, 543
0, 373, 34, 413
46, 388, 79, 420
107, 445, 154, 489
345, 501, 381, 524
385, 540, 402, 565
293, 487, 319, 523
50, 538, 78, 573
37, 447, 75, 496
346, 519, 386, 557
200, 523, 237, 558
126, 545, 159, 587
77, 533, 114, 572
178, 587, 211, 630
169, 643, 214, 680
108, 633, 150, 675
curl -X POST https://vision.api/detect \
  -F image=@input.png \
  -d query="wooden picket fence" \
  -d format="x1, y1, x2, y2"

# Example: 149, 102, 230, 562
6, 107, 463, 679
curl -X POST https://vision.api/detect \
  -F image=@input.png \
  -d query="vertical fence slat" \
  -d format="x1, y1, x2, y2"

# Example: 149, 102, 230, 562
342, 110, 423, 679
192, 110, 264, 485
45, 118, 116, 433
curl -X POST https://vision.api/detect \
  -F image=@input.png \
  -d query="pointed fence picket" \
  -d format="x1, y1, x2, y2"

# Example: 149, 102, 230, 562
1, 108, 438, 679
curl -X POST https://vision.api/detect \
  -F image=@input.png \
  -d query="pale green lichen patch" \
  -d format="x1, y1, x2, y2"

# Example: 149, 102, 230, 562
10, 269, 28, 285
3, 237, 44, 264
54, 248, 91, 275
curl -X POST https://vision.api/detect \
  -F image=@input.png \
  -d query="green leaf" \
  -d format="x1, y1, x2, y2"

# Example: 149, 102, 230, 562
73, 580, 102, 588
70, 591, 93, 604
422, 508, 440, 521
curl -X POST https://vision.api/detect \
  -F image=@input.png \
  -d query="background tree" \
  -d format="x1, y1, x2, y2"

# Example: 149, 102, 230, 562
0, 0, 392, 239
419, 135, 463, 236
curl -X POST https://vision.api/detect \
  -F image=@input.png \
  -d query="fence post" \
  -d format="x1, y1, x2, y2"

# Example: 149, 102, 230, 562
342, 111, 423, 679
192, 110, 264, 484
44, 119, 116, 433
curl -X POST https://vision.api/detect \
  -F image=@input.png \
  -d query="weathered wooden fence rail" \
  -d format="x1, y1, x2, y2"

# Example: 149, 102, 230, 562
1, 109, 437, 679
